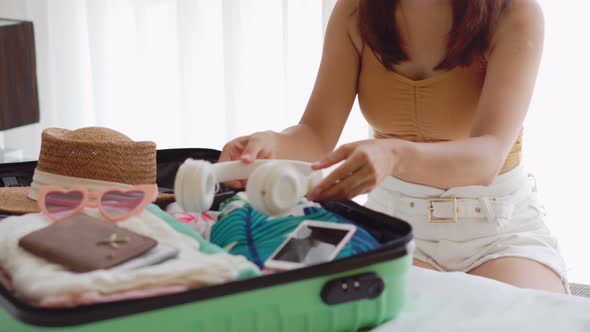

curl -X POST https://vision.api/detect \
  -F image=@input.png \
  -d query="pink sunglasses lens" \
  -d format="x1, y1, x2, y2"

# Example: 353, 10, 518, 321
44, 191, 84, 220
101, 190, 145, 220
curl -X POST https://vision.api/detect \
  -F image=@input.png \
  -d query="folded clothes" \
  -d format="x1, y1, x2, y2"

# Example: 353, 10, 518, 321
109, 243, 179, 272
166, 202, 218, 240
0, 268, 188, 308
39, 285, 190, 308
3, 239, 188, 308
147, 204, 248, 259
210, 193, 381, 269
0, 207, 259, 306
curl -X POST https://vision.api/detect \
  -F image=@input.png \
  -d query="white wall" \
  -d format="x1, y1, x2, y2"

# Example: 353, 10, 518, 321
525, 0, 590, 283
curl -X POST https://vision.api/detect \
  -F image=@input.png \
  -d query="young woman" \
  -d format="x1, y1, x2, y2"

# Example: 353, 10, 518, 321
219, 0, 567, 293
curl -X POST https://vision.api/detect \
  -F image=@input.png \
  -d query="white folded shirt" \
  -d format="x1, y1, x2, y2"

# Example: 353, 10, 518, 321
0, 209, 258, 302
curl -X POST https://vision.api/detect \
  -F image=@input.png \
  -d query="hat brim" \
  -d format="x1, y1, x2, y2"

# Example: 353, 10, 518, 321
0, 187, 176, 216
0, 187, 40, 215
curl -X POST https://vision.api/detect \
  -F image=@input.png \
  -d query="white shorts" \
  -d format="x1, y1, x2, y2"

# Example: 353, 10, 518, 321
365, 165, 568, 290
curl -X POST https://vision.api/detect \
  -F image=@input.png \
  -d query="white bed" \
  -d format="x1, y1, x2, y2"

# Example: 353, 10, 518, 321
373, 267, 590, 332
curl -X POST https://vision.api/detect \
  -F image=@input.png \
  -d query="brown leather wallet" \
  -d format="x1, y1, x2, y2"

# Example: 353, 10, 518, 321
19, 214, 157, 273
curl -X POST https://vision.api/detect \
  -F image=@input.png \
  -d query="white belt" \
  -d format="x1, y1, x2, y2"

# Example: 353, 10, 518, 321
375, 182, 533, 225
398, 197, 513, 223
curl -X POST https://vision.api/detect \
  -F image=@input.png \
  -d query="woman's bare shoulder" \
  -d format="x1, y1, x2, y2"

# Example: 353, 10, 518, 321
504, 0, 543, 25
338, 0, 364, 54
494, 0, 544, 44
334, 0, 359, 13
331, 0, 363, 54
482, 0, 544, 62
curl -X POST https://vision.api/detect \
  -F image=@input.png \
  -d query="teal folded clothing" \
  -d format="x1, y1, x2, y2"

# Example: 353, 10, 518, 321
210, 194, 380, 269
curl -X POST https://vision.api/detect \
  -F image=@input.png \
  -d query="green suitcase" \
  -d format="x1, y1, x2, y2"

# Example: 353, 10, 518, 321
0, 149, 413, 332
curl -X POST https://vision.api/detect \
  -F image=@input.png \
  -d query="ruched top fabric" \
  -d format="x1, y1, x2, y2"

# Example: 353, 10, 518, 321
357, 49, 522, 174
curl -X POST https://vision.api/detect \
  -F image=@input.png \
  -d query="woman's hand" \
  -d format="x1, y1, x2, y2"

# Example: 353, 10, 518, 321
308, 139, 398, 201
218, 131, 278, 187
219, 131, 278, 163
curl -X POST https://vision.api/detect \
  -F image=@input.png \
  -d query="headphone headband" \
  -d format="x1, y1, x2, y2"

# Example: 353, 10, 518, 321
175, 159, 322, 215
211, 160, 315, 183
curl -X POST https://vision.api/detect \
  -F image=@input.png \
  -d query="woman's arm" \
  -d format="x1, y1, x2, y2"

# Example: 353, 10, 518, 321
237, 0, 361, 163
394, 0, 545, 188
311, 0, 545, 198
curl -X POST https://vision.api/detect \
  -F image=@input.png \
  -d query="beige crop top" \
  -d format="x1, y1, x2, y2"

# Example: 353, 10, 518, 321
357, 49, 522, 174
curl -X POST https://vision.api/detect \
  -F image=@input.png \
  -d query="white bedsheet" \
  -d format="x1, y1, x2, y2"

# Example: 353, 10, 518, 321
374, 267, 590, 332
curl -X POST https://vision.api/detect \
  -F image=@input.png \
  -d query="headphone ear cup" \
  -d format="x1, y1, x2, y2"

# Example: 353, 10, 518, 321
174, 159, 216, 213
246, 162, 304, 215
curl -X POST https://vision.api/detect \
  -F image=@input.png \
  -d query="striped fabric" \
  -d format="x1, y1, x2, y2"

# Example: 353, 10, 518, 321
210, 195, 380, 269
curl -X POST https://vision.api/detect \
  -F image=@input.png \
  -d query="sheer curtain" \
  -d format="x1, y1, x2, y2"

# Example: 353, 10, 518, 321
0, 0, 366, 156
524, 1, 590, 283
1, 0, 590, 283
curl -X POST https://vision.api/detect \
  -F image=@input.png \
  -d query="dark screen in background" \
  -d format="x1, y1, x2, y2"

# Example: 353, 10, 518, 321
273, 225, 349, 263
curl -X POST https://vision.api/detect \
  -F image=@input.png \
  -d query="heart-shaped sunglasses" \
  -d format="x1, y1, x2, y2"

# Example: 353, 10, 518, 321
37, 185, 157, 222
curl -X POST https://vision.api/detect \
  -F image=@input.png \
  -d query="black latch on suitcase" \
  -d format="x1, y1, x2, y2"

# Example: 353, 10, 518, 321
321, 272, 385, 305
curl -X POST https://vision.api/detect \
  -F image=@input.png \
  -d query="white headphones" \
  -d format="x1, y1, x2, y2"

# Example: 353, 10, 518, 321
174, 159, 323, 216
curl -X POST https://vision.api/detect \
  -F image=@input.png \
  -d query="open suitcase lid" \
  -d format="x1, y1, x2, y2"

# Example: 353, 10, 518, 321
0, 149, 413, 327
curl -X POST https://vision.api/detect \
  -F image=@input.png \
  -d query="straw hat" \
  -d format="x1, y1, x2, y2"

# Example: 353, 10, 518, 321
0, 127, 174, 215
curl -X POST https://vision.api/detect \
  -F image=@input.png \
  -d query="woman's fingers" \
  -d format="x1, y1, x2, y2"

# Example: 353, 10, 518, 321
346, 180, 374, 200
316, 176, 374, 201
240, 132, 275, 163
240, 141, 263, 163
219, 142, 242, 163
219, 141, 243, 187
312, 152, 364, 196
258, 146, 273, 160
219, 135, 248, 162
312, 166, 373, 200
224, 180, 244, 189
218, 151, 231, 163
219, 137, 249, 187
219, 133, 276, 188
311, 144, 354, 170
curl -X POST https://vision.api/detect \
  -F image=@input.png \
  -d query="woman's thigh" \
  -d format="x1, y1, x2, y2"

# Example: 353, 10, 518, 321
468, 257, 566, 294
414, 259, 438, 271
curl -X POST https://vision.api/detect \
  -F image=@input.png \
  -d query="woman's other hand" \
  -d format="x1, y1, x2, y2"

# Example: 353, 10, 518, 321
308, 139, 398, 201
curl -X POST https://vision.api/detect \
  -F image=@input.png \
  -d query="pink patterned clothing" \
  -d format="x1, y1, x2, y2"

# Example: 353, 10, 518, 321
166, 203, 218, 240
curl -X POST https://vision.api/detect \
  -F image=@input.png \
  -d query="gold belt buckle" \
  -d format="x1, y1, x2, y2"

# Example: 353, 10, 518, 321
428, 198, 458, 223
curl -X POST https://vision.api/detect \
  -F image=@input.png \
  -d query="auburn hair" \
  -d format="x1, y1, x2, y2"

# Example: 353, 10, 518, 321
358, 0, 511, 70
